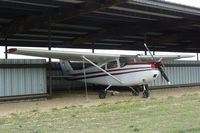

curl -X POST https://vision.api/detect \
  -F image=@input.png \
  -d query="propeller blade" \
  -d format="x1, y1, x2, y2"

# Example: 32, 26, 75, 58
158, 66, 171, 84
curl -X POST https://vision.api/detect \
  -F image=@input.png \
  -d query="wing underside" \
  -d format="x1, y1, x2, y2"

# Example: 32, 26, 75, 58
7, 48, 194, 62
7, 48, 120, 62
136, 55, 194, 61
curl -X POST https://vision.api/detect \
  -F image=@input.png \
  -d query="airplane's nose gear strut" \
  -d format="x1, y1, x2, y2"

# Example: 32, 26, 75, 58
142, 85, 150, 98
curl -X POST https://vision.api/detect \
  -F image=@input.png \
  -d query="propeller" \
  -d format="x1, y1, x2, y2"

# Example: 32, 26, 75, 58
144, 43, 171, 84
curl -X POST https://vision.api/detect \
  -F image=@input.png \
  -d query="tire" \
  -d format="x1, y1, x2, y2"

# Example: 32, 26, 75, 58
143, 85, 150, 98
99, 90, 107, 99
131, 87, 140, 96
143, 90, 149, 98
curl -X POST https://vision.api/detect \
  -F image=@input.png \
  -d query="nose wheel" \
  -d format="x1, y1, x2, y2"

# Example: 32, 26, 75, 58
143, 85, 150, 98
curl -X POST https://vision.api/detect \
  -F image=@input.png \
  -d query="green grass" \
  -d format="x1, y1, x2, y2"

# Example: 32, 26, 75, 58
0, 94, 200, 133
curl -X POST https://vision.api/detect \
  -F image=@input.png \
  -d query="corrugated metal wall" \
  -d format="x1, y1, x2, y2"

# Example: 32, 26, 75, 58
50, 63, 86, 91
1, 60, 198, 97
51, 61, 200, 90
149, 60, 200, 87
0, 59, 47, 97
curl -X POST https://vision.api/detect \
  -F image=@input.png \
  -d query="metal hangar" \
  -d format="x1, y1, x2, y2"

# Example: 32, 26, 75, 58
0, 0, 200, 101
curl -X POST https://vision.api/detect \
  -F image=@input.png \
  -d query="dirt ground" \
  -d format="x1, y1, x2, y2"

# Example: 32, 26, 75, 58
0, 87, 200, 117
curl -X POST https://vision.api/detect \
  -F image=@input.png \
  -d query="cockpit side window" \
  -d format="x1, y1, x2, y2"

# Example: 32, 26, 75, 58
119, 57, 127, 67
120, 61, 127, 67
107, 61, 118, 69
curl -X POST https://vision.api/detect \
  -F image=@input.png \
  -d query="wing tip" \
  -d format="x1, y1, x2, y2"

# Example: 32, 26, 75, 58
6, 48, 17, 53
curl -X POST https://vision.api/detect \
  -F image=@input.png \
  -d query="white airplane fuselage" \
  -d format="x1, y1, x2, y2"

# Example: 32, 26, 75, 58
67, 62, 160, 86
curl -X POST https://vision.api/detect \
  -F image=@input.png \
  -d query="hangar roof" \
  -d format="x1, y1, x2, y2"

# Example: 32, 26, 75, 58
0, 0, 200, 52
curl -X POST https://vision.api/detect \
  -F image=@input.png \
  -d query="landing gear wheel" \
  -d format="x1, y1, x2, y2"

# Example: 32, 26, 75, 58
143, 90, 149, 98
99, 90, 107, 99
131, 87, 140, 96
143, 85, 150, 98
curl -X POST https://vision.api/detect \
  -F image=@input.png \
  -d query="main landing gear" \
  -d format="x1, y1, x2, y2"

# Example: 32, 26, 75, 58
130, 85, 150, 98
99, 84, 150, 99
130, 86, 140, 96
99, 85, 112, 99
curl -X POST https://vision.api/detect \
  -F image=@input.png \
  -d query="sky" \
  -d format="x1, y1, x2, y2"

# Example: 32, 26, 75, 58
0, 0, 199, 61
164, 0, 200, 8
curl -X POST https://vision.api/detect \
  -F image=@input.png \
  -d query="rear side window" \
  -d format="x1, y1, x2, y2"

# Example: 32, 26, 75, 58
101, 65, 105, 70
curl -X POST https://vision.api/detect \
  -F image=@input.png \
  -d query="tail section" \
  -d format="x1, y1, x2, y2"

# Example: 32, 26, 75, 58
60, 60, 74, 75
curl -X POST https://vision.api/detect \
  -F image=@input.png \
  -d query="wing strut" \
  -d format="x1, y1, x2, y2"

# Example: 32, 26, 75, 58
82, 58, 89, 101
81, 56, 123, 84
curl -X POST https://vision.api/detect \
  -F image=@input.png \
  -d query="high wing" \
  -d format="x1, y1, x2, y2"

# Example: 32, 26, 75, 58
7, 48, 120, 62
133, 55, 194, 61
7, 48, 194, 62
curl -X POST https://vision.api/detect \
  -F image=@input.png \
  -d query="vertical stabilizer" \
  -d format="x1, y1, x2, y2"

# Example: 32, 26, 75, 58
60, 60, 74, 75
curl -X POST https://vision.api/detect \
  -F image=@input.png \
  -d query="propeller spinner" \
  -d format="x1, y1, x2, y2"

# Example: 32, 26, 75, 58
144, 43, 171, 84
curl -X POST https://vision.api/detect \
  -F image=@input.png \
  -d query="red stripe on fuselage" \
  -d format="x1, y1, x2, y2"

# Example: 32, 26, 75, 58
70, 66, 151, 76
70, 68, 155, 80
126, 62, 154, 65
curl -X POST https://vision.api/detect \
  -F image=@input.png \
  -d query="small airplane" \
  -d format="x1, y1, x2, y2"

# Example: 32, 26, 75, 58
7, 44, 193, 98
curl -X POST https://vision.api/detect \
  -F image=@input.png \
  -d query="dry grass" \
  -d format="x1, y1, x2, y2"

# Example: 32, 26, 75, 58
0, 91, 200, 133
0, 87, 200, 117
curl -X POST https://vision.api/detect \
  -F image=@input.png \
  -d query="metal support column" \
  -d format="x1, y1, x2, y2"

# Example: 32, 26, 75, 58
144, 33, 147, 44
5, 36, 8, 59
5, 46, 7, 59
92, 42, 95, 53
48, 21, 52, 97
144, 33, 147, 55
145, 51, 147, 55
